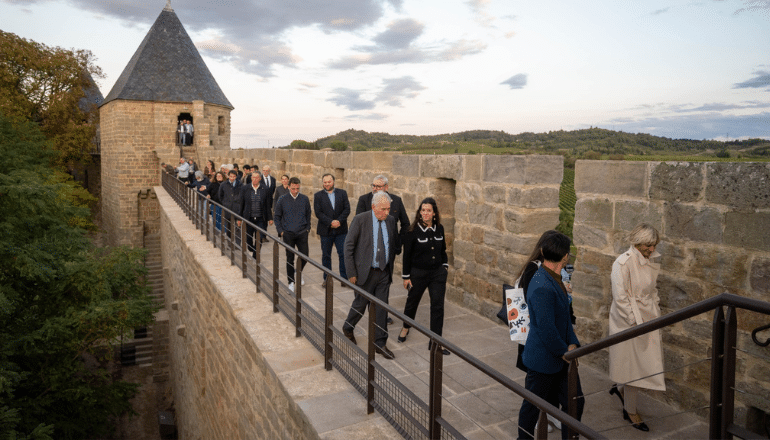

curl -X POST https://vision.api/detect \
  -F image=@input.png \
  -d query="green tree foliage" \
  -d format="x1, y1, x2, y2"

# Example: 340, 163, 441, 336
327, 140, 347, 151
0, 116, 156, 439
288, 139, 317, 150
0, 31, 103, 167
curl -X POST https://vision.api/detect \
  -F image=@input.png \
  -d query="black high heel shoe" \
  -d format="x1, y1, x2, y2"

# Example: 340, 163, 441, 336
623, 410, 650, 432
612, 385, 649, 432
609, 384, 625, 405
428, 341, 450, 356
397, 328, 409, 343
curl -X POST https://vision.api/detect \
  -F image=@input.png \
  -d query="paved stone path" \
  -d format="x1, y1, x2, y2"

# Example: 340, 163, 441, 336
245, 223, 709, 439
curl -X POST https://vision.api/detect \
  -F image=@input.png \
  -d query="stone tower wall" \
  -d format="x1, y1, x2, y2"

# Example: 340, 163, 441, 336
571, 160, 770, 418
100, 99, 231, 246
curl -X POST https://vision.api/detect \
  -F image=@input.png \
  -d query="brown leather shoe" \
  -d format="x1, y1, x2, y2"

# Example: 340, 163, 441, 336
375, 345, 395, 360
343, 328, 356, 345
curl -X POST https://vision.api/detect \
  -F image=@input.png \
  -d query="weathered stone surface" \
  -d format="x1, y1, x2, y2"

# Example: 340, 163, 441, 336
571, 270, 606, 300
483, 185, 507, 204
724, 212, 770, 252
522, 155, 563, 185
507, 186, 560, 209
469, 203, 502, 229
574, 198, 613, 228
453, 240, 475, 262
650, 162, 703, 202
614, 200, 663, 232
457, 182, 482, 201
574, 250, 615, 276
572, 223, 610, 250
503, 209, 559, 235
483, 230, 537, 255
574, 160, 648, 197
455, 201, 469, 222
750, 257, 770, 296
664, 203, 723, 244
657, 273, 705, 311
421, 154, 462, 180
463, 155, 482, 181
392, 154, 418, 178
706, 162, 770, 209
656, 241, 688, 273
483, 155, 527, 184
688, 247, 749, 290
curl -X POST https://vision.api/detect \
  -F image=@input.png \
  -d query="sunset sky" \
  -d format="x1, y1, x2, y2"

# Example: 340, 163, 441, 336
2, 0, 769, 147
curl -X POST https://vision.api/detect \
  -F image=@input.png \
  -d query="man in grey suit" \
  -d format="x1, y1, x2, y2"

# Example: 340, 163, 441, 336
342, 191, 400, 359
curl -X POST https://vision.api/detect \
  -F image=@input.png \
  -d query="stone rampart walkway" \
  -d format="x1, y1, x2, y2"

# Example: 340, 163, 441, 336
253, 223, 709, 440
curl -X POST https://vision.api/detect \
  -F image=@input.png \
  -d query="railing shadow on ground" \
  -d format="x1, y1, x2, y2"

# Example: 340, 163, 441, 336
162, 171, 604, 440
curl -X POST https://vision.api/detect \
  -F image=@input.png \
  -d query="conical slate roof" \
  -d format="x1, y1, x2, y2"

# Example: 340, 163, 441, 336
102, 4, 233, 108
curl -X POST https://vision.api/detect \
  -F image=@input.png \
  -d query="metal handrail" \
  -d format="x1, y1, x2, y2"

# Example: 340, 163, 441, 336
161, 170, 604, 439
564, 292, 770, 440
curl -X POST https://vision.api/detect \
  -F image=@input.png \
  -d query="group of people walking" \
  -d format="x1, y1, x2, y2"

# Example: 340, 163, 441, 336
167, 160, 666, 438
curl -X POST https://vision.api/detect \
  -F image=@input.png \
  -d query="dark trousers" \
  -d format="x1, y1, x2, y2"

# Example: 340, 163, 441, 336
517, 364, 585, 440
402, 266, 447, 336
245, 217, 266, 258
320, 233, 347, 280
343, 268, 391, 347
282, 230, 308, 284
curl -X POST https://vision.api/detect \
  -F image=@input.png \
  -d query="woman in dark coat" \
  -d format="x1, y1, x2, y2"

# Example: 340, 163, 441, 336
516, 230, 585, 440
397, 197, 449, 355
207, 172, 225, 230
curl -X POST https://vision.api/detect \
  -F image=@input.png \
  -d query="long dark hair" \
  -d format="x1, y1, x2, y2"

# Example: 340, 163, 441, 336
515, 230, 570, 281
408, 197, 440, 232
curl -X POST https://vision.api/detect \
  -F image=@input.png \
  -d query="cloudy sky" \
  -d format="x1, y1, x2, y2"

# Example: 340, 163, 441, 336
2, 0, 769, 147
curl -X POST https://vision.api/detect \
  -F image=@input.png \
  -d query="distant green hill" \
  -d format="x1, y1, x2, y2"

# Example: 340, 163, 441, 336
297, 127, 770, 161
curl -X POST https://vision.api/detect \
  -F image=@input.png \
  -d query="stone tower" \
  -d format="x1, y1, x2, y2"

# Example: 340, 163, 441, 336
99, 2, 233, 246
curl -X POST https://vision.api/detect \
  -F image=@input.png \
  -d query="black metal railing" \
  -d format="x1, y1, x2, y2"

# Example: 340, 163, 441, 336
565, 293, 770, 440
161, 171, 602, 440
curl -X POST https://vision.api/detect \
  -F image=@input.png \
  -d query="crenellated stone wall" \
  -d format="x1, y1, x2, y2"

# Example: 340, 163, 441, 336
150, 148, 770, 428
571, 160, 770, 419
183, 148, 563, 320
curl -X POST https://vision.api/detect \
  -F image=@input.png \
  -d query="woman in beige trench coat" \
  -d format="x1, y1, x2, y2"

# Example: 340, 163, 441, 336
608, 223, 665, 432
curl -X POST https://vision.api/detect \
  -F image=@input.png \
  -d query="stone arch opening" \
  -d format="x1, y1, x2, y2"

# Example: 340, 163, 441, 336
177, 113, 194, 146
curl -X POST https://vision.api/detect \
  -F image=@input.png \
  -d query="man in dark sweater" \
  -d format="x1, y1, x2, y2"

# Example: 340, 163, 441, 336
238, 171, 273, 259
273, 177, 311, 291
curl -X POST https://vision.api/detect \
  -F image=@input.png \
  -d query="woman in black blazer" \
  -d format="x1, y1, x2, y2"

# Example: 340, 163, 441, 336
398, 197, 450, 355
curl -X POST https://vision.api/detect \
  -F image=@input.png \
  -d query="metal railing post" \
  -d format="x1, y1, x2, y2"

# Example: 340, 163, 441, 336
709, 306, 725, 439
229, 215, 235, 265
254, 237, 261, 293
295, 260, 302, 337
324, 278, 333, 371
567, 360, 580, 440
721, 306, 738, 440
367, 301, 376, 415
428, 340, 444, 440
240, 221, 247, 277
272, 240, 279, 313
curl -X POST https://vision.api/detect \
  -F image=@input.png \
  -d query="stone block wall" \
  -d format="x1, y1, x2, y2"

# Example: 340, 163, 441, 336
195, 149, 563, 319
160, 194, 320, 440
572, 160, 770, 418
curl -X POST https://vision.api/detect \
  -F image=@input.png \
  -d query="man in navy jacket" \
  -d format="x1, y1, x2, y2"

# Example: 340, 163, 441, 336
314, 174, 351, 286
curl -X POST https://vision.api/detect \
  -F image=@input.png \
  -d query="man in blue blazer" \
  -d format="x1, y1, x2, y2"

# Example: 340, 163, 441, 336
518, 231, 585, 440
314, 174, 351, 286
342, 191, 400, 359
